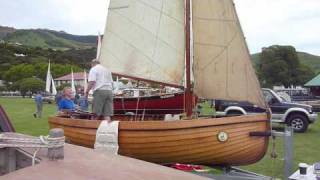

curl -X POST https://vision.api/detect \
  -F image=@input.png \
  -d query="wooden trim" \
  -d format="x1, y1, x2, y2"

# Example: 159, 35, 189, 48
49, 113, 269, 130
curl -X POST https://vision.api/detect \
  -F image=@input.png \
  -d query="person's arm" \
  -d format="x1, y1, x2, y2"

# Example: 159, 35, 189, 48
85, 69, 96, 97
85, 81, 96, 97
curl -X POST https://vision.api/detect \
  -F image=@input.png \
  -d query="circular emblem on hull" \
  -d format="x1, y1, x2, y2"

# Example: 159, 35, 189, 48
217, 132, 229, 142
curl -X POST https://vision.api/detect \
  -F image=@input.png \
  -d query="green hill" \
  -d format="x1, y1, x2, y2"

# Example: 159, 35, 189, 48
0, 26, 96, 50
251, 52, 320, 73
0, 26, 15, 39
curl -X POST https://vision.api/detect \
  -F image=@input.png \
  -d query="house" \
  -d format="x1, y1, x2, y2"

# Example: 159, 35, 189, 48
305, 74, 320, 96
54, 72, 86, 87
14, 53, 26, 57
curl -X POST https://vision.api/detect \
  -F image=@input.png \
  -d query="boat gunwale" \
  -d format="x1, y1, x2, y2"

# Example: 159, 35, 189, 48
49, 114, 269, 130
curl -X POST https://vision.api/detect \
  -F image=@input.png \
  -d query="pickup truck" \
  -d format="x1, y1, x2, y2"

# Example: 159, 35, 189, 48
215, 88, 318, 133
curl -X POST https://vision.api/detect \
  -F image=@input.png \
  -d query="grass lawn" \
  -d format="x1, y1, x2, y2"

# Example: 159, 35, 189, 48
0, 97, 55, 136
1, 97, 320, 179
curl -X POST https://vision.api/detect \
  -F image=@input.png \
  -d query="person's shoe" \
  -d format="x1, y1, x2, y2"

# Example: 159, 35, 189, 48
33, 113, 36, 118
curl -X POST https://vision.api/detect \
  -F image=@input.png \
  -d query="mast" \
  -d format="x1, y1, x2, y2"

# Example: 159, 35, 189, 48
185, 0, 193, 117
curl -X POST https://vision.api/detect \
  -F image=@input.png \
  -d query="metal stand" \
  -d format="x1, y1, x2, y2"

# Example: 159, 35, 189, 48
198, 166, 271, 180
272, 125, 294, 179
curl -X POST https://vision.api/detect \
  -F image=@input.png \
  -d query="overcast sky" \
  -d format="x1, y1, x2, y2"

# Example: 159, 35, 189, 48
0, 0, 319, 55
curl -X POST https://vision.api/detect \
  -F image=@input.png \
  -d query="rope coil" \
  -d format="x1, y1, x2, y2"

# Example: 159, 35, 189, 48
0, 134, 65, 149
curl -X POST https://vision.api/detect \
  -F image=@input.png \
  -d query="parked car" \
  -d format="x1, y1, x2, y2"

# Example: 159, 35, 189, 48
215, 88, 318, 133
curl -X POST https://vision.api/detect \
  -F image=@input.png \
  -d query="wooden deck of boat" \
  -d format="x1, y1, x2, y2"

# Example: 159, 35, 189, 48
2, 143, 208, 180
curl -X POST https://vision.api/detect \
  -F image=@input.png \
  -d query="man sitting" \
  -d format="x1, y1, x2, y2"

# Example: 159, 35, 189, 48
58, 87, 75, 115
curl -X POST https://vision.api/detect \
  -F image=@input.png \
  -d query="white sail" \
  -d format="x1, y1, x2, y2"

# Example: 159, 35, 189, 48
45, 61, 51, 93
192, 0, 266, 108
96, 32, 102, 59
100, 0, 186, 86
84, 70, 88, 93
71, 69, 76, 95
51, 75, 57, 95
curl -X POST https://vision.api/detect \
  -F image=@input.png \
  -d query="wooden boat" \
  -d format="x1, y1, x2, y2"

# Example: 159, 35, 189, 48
49, 114, 269, 166
49, 0, 271, 166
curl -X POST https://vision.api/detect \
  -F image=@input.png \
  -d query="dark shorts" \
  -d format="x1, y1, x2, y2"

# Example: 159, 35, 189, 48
92, 90, 113, 116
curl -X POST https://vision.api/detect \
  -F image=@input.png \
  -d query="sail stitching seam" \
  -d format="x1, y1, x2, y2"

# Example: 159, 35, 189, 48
105, 29, 183, 84
149, 0, 165, 81
134, 0, 185, 24
196, 31, 238, 70
110, 10, 185, 57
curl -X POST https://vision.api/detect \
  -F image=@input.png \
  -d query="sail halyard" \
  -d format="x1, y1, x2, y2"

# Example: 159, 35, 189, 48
192, 0, 266, 108
100, 0, 186, 87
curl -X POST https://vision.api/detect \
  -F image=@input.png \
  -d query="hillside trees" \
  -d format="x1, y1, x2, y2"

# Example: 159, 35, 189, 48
4, 63, 82, 83
0, 43, 93, 88
258, 45, 315, 87
12, 78, 45, 97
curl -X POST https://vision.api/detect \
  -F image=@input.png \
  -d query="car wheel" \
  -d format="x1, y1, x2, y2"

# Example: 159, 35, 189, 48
227, 111, 243, 117
287, 114, 309, 133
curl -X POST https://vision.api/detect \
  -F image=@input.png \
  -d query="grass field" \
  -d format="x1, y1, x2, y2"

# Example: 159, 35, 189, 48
1, 97, 319, 179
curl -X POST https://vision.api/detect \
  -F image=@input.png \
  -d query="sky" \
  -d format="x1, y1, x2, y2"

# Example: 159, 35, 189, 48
0, 0, 319, 55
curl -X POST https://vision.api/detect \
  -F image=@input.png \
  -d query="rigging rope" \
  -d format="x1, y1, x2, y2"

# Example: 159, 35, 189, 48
0, 134, 65, 149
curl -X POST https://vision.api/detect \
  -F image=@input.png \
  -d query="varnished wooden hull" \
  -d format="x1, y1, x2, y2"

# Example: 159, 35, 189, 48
48, 114, 270, 166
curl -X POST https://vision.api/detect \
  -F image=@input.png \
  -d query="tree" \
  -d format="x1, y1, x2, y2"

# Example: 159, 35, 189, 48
3, 64, 35, 82
13, 78, 45, 97
258, 45, 315, 87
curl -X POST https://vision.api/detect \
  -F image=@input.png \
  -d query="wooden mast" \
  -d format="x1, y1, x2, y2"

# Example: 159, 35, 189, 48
185, 0, 193, 117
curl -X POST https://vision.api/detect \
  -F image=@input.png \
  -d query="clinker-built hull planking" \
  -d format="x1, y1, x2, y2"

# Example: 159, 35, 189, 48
49, 114, 269, 166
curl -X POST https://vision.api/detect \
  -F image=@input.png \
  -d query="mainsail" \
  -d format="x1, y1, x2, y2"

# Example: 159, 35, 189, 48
45, 61, 57, 95
84, 70, 88, 93
100, 0, 186, 86
192, 0, 266, 108
96, 33, 102, 59
51, 75, 57, 95
100, 0, 266, 108
71, 69, 76, 95
45, 61, 52, 93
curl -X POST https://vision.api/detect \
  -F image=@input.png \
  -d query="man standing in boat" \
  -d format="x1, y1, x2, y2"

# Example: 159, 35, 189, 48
85, 59, 113, 121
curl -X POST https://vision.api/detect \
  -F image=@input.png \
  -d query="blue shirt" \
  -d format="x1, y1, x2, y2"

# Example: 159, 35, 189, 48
34, 94, 43, 105
58, 98, 75, 111
78, 96, 89, 111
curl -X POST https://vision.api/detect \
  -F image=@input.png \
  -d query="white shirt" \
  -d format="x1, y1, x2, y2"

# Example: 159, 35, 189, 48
88, 64, 113, 91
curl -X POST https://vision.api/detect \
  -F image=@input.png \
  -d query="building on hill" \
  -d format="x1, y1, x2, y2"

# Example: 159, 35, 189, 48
54, 72, 86, 88
305, 74, 320, 96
